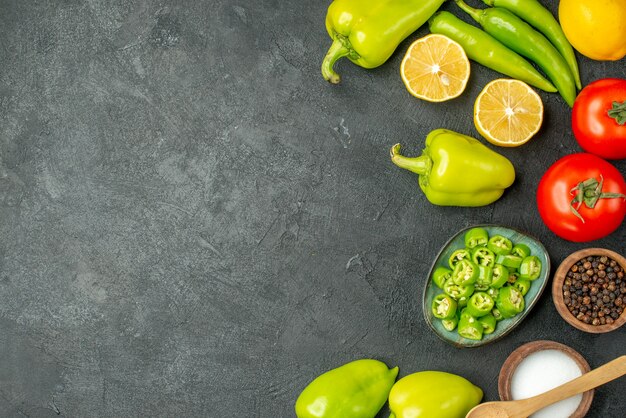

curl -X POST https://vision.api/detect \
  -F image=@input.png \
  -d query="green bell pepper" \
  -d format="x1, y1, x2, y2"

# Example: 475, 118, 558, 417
322, 0, 446, 83
388, 371, 483, 418
391, 129, 515, 207
432, 293, 458, 320
295, 359, 398, 418
464, 227, 489, 249
432, 266, 452, 289
496, 286, 525, 319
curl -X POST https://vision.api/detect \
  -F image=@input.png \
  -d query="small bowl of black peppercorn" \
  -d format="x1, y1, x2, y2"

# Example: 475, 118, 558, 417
552, 248, 626, 333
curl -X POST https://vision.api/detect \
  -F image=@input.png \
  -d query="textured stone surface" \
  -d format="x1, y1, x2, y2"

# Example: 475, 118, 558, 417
0, 0, 625, 416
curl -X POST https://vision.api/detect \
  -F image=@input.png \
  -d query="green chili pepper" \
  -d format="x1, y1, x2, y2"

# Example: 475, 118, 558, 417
495, 254, 523, 270
465, 291, 495, 317
322, 0, 447, 84
432, 266, 453, 289
295, 359, 398, 418
444, 280, 475, 301
475, 265, 493, 291
457, 296, 469, 308
481, 0, 581, 90
449, 248, 472, 269
432, 293, 458, 320
492, 307, 504, 321
458, 312, 484, 340
390, 129, 515, 207
512, 278, 531, 296
507, 272, 520, 284
464, 227, 489, 249
519, 256, 542, 280
496, 286, 525, 318
428, 11, 556, 92
490, 264, 509, 288
478, 313, 497, 334
454, 0, 576, 107
442, 313, 460, 331
487, 287, 499, 300
388, 371, 483, 418
487, 235, 513, 255
472, 247, 496, 267
511, 243, 531, 258
452, 259, 479, 286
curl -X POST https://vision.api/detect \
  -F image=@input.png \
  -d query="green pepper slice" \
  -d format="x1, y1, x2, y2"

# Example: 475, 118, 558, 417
475, 265, 493, 291
487, 287, 499, 300
444, 281, 475, 301
441, 314, 459, 331
478, 313, 497, 334
452, 259, 479, 286
511, 243, 531, 258
490, 264, 509, 288
448, 248, 472, 269
519, 256, 542, 280
496, 286, 525, 318
458, 313, 484, 340
472, 247, 496, 267
495, 254, 523, 270
492, 307, 504, 321
487, 235, 513, 255
432, 294, 458, 320
432, 266, 453, 289
465, 292, 494, 317
464, 227, 489, 249
512, 278, 531, 296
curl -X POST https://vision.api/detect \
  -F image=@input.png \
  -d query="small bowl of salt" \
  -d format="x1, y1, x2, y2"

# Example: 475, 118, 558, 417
498, 340, 593, 418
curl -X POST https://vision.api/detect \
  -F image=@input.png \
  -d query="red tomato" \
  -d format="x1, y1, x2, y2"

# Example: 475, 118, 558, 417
572, 78, 626, 160
537, 153, 626, 242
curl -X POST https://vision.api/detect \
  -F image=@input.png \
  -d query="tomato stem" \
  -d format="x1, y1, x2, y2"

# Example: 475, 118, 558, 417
608, 101, 626, 125
569, 176, 626, 223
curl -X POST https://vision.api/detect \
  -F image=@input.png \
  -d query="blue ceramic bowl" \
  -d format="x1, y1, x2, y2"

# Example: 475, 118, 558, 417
423, 224, 551, 348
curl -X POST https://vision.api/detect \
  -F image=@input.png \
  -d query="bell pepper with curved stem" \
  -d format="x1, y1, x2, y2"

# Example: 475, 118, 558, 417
295, 359, 398, 418
388, 371, 483, 418
321, 0, 446, 84
391, 129, 515, 207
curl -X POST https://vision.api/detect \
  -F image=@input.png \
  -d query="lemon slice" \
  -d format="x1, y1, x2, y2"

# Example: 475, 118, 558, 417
474, 79, 544, 147
400, 34, 470, 102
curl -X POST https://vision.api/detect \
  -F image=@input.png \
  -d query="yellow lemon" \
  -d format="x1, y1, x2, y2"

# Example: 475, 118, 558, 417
400, 34, 470, 102
474, 79, 544, 147
559, 0, 626, 61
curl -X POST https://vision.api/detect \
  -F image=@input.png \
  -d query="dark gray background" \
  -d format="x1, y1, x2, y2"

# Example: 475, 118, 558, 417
1, 0, 625, 416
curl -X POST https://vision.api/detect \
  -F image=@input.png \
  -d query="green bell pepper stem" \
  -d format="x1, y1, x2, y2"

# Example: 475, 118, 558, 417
458, 313, 484, 340
475, 265, 493, 291
496, 286, 525, 318
452, 259, 479, 286
432, 266, 453, 289
454, 0, 576, 107
482, 0, 582, 90
432, 294, 458, 319
428, 11, 557, 92
473, 247, 496, 267
464, 227, 489, 249
519, 256, 542, 280
488, 235, 513, 255
321, 38, 352, 84
512, 278, 531, 296
390, 130, 515, 207
495, 254, 523, 270
490, 264, 509, 288
449, 248, 472, 268
465, 292, 495, 317
511, 243, 531, 258
479, 313, 497, 334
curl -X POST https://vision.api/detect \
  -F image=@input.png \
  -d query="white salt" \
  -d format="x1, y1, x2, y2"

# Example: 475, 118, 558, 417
510, 349, 583, 418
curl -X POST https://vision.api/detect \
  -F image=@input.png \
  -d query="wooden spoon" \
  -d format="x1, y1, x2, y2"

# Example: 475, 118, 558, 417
466, 355, 626, 418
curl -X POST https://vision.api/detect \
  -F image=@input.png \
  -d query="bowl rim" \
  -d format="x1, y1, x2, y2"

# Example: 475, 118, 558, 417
551, 248, 626, 334
422, 223, 551, 348
498, 340, 593, 418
